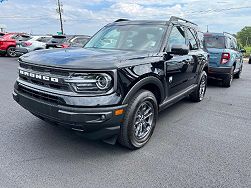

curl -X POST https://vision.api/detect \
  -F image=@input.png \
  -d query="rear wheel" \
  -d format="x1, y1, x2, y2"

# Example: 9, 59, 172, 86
249, 58, 251, 64
222, 67, 233, 87
234, 65, 242, 79
118, 90, 158, 150
190, 71, 207, 102
6, 47, 16, 57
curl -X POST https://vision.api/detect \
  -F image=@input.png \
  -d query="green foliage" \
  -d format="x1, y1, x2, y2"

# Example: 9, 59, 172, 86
244, 46, 251, 57
237, 26, 251, 47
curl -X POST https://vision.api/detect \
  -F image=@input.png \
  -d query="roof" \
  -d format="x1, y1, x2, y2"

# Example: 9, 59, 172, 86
107, 16, 198, 29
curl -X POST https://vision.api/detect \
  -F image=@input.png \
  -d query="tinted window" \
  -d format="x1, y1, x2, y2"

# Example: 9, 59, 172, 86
230, 38, 237, 50
167, 26, 186, 51
204, 36, 225, 49
48, 37, 66, 44
85, 25, 165, 51
16, 35, 31, 41
187, 29, 198, 50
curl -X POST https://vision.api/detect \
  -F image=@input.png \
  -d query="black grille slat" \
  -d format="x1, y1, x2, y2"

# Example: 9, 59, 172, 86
18, 85, 65, 105
19, 62, 71, 91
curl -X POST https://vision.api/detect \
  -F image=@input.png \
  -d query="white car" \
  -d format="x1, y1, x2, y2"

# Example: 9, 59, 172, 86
15, 36, 51, 56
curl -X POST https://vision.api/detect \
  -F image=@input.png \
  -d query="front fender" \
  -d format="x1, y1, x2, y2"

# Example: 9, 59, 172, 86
122, 76, 165, 105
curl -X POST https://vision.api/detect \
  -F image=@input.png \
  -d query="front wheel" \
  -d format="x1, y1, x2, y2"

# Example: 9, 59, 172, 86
190, 71, 207, 102
118, 90, 158, 150
6, 47, 17, 57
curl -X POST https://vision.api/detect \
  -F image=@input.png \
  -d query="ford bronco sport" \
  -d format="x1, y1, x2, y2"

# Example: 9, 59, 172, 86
13, 17, 208, 149
204, 32, 245, 87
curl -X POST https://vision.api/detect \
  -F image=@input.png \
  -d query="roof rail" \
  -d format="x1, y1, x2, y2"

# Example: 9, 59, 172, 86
114, 19, 130, 22
170, 16, 198, 26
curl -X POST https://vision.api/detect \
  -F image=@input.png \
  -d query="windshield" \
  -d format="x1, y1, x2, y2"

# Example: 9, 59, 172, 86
204, 36, 225, 49
85, 25, 165, 51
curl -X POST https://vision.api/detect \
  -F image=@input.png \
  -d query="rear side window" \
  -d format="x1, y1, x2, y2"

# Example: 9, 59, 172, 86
204, 36, 225, 49
187, 29, 199, 50
168, 26, 186, 50
230, 38, 238, 50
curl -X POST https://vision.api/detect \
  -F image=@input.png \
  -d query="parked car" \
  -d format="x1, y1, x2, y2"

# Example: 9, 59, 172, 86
204, 32, 245, 87
15, 35, 52, 56
249, 54, 251, 64
68, 35, 91, 47
0, 33, 30, 57
13, 17, 208, 149
46, 35, 90, 49
46, 35, 67, 49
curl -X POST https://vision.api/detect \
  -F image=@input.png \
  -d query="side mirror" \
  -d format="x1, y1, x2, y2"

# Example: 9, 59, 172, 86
240, 49, 246, 53
170, 44, 189, 55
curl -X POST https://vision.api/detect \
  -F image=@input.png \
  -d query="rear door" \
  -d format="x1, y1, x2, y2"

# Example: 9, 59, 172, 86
185, 28, 201, 86
229, 37, 242, 71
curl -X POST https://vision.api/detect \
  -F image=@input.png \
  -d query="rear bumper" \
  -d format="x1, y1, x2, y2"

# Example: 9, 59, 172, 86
13, 87, 127, 140
208, 67, 232, 80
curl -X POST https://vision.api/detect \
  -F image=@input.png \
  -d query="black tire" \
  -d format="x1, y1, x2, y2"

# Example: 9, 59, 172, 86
222, 67, 234, 87
234, 65, 242, 79
190, 71, 207, 102
249, 58, 251, 64
118, 90, 158, 150
6, 47, 16, 57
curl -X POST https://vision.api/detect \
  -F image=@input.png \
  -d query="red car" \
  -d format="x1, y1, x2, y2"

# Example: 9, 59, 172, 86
0, 33, 30, 57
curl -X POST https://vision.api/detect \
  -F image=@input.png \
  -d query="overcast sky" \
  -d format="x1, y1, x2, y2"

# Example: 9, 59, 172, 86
0, 0, 250, 35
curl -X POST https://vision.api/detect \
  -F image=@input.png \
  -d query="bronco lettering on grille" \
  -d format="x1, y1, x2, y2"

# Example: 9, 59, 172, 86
19, 70, 59, 83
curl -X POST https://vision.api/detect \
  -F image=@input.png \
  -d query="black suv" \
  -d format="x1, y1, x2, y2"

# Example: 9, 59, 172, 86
13, 17, 208, 149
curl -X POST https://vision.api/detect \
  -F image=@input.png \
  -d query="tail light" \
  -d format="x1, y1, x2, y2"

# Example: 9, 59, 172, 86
23, 42, 32, 46
221, 53, 230, 64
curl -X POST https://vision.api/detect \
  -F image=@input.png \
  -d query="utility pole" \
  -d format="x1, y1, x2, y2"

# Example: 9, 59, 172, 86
57, 0, 64, 34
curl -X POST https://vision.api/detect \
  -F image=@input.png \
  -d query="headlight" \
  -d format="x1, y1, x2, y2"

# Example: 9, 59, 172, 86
65, 73, 113, 93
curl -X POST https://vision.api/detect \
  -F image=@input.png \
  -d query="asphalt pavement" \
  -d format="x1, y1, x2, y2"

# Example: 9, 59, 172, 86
0, 57, 251, 188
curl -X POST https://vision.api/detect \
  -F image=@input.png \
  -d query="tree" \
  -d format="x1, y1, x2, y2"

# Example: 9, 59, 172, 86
237, 26, 251, 47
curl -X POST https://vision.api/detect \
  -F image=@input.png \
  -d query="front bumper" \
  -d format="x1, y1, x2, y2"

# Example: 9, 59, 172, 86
208, 66, 232, 80
13, 86, 127, 140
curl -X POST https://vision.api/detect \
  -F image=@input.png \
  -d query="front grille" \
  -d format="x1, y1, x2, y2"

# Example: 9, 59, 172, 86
20, 62, 70, 76
19, 61, 72, 91
18, 85, 65, 105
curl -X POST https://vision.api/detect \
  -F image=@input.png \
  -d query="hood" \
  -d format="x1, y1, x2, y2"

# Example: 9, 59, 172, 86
20, 48, 159, 70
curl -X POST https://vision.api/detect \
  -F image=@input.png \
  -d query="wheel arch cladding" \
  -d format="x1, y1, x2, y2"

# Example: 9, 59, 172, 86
122, 76, 164, 105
